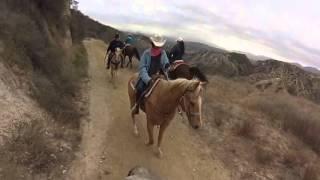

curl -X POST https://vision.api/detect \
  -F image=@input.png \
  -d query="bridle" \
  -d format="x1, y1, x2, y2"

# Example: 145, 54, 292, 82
182, 89, 202, 118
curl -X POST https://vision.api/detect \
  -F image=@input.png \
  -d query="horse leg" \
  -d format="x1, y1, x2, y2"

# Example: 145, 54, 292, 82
120, 56, 124, 68
110, 67, 114, 80
156, 123, 169, 158
126, 56, 130, 68
145, 120, 154, 146
131, 112, 139, 136
130, 57, 133, 69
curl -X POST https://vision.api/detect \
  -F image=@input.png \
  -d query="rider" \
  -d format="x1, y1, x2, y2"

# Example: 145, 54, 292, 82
133, 34, 170, 114
106, 33, 125, 69
168, 37, 185, 64
125, 34, 135, 46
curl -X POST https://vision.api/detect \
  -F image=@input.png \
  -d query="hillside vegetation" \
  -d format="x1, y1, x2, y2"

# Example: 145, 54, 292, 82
0, 0, 88, 178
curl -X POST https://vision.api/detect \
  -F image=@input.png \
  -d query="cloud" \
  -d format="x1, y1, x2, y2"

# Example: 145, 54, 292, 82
78, 0, 320, 68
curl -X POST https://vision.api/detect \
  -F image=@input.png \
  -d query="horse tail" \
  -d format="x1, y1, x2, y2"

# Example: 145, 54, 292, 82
134, 48, 140, 60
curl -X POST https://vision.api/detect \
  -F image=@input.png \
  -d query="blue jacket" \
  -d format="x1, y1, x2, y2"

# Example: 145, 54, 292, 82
139, 48, 169, 84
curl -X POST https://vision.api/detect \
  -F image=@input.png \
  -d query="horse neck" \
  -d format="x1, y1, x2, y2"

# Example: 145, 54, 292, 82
151, 79, 190, 110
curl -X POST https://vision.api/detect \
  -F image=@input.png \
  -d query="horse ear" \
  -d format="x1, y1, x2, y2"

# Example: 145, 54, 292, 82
187, 80, 200, 91
200, 81, 208, 88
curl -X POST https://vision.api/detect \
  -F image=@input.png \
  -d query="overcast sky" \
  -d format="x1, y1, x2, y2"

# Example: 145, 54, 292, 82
78, 0, 320, 68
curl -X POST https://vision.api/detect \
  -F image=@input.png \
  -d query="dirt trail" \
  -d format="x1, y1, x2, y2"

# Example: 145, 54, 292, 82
68, 39, 231, 180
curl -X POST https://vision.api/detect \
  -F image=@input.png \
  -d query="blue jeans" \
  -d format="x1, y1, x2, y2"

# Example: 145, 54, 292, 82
135, 79, 147, 101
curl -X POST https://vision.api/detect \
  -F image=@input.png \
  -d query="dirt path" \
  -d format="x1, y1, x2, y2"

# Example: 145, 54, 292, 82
68, 39, 231, 180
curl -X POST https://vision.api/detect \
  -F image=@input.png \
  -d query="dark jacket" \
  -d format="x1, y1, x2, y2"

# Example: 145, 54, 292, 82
169, 42, 185, 63
107, 39, 124, 53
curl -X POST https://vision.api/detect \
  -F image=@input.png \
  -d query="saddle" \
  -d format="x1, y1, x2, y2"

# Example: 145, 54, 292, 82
169, 60, 187, 71
130, 75, 164, 113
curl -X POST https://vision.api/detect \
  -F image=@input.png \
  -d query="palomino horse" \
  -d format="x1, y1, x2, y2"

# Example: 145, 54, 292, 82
168, 61, 208, 118
128, 74, 205, 157
108, 48, 124, 80
122, 45, 140, 68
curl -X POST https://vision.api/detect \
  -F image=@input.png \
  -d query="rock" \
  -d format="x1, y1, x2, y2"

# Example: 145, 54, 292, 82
126, 166, 162, 180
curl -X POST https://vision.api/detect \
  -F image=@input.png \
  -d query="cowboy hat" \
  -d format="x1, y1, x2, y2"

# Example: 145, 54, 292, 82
150, 34, 166, 47
177, 37, 184, 42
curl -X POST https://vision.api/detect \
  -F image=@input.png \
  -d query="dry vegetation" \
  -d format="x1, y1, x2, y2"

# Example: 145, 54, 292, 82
0, 0, 88, 178
245, 93, 320, 154
201, 75, 320, 179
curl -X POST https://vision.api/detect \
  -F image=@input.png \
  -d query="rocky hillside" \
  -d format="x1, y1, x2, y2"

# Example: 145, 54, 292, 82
176, 44, 320, 104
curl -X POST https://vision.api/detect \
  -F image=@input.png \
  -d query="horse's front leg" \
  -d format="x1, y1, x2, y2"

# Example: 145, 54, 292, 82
145, 120, 154, 146
156, 123, 169, 158
121, 56, 124, 68
126, 57, 130, 68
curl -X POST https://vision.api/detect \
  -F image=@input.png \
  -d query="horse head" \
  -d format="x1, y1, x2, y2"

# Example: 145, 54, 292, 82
183, 80, 207, 129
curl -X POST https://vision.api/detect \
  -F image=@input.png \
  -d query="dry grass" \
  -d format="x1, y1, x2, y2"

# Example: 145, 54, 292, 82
245, 93, 320, 154
236, 119, 256, 139
255, 146, 274, 165
1, 120, 59, 174
303, 165, 319, 180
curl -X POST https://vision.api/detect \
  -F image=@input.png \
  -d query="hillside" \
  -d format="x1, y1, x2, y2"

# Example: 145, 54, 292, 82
0, 0, 88, 178
180, 47, 320, 104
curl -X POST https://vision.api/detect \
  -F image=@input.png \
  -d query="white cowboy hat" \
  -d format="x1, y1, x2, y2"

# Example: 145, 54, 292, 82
177, 37, 184, 42
149, 34, 166, 47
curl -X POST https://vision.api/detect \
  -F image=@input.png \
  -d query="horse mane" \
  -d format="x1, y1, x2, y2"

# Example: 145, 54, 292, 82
168, 78, 199, 92
189, 66, 208, 82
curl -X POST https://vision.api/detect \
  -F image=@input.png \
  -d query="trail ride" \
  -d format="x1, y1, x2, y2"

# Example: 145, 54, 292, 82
67, 39, 230, 180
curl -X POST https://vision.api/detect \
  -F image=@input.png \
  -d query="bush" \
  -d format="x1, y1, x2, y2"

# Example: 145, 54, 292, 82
1, 120, 58, 173
236, 119, 256, 139
246, 94, 320, 154
255, 146, 274, 165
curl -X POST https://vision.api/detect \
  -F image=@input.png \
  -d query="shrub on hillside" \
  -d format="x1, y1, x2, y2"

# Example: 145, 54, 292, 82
1, 120, 58, 173
246, 94, 320, 154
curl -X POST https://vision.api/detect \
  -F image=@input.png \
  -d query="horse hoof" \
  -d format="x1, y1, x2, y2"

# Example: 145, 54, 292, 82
133, 127, 139, 137
155, 148, 163, 158
145, 141, 153, 146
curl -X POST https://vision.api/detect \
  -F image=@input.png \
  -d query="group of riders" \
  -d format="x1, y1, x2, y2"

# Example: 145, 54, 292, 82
106, 33, 186, 114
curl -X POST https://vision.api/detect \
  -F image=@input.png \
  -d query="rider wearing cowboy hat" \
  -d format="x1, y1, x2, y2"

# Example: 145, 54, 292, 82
133, 34, 170, 114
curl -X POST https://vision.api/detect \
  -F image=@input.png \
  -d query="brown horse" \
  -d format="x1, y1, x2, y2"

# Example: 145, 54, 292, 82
122, 45, 140, 68
128, 74, 205, 157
